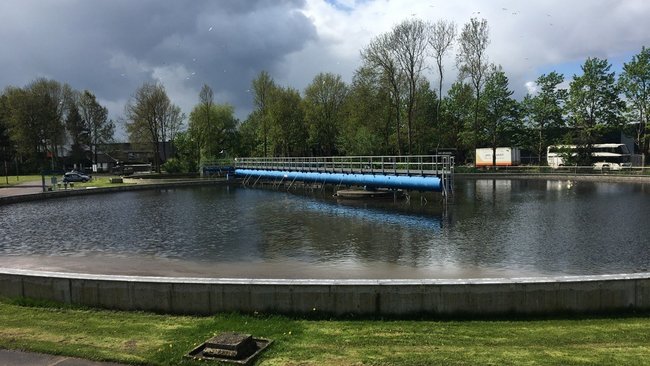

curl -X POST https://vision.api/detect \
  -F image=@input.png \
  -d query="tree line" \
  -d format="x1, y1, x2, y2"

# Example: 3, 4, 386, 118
1, 17, 649, 175
233, 18, 649, 167
0, 79, 114, 174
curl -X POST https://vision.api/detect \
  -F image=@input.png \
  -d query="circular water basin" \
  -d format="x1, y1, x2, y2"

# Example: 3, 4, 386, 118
0, 178, 648, 279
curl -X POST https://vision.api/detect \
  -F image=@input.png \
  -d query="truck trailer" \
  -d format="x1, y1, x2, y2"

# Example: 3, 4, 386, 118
475, 147, 521, 167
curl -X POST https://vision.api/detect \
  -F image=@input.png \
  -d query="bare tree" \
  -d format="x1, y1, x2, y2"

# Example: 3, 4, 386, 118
392, 19, 430, 154
457, 18, 490, 157
78, 90, 114, 167
361, 32, 405, 154
192, 84, 214, 162
251, 71, 275, 157
199, 84, 214, 134
429, 20, 457, 132
160, 103, 184, 161
125, 82, 183, 172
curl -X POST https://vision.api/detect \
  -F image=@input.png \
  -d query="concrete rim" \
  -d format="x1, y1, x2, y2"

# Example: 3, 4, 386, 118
3, 267, 649, 315
3, 268, 649, 285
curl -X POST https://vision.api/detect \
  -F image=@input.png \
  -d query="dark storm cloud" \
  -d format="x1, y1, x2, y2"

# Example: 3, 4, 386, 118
0, 0, 317, 124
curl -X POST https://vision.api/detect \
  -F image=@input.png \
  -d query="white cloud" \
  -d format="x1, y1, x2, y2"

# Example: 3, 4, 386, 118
525, 81, 538, 95
289, 0, 650, 98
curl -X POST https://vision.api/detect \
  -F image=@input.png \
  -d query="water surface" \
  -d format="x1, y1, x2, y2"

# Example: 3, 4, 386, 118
0, 179, 648, 278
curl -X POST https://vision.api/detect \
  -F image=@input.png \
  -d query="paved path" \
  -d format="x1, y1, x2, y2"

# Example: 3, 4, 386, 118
0, 180, 44, 198
0, 349, 130, 366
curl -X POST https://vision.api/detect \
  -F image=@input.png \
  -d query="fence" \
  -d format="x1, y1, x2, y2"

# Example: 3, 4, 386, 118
234, 155, 454, 177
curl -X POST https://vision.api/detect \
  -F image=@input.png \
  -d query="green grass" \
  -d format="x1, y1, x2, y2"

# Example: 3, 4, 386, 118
0, 175, 124, 188
1, 299, 650, 365
0, 175, 45, 187
67, 176, 133, 188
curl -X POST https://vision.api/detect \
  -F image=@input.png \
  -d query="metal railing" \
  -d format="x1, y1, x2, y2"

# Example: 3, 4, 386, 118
234, 155, 454, 177
233, 155, 455, 197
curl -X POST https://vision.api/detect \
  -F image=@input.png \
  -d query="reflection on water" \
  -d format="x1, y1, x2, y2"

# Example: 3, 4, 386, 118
0, 178, 648, 278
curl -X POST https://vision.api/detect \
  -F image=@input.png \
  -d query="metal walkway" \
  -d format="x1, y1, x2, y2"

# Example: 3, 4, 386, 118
232, 155, 454, 196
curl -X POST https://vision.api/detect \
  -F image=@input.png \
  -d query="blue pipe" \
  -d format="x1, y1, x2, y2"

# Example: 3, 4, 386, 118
235, 169, 442, 191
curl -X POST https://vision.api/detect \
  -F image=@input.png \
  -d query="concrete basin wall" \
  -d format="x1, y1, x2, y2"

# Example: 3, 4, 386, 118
1, 269, 649, 316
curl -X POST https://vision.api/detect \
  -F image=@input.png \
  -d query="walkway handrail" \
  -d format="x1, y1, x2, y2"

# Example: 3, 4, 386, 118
233, 155, 454, 178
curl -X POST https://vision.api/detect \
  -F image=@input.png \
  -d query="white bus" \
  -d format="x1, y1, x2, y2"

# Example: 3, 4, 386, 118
547, 144, 632, 170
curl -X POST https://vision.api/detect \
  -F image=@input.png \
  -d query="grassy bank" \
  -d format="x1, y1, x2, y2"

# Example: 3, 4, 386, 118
1, 299, 649, 365
66, 176, 133, 188
0, 175, 45, 187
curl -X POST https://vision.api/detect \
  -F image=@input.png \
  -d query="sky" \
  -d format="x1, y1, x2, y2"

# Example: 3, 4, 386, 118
1, 0, 649, 140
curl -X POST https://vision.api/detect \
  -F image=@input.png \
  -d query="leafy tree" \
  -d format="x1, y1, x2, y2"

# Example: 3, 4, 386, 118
65, 102, 89, 167
439, 81, 474, 161
170, 130, 198, 172
0, 94, 14, 177
339, 66, 391, 155
481, 66, 520, 166
4, 87, 33, 167
4, 81, 61, 170
78, 90, 114, 166
522, 72, 567, 163
411, 79, 438, 154
251, 71, 276, 157
457, 18, 490, 157
303, 73, 348, 156
567, 57, 625, 163
125, 82, 183, 172
188, 101, 238, 162
237, 111, 261, 157
268, 86, 306, 156
428, 19, 457, 133
619, 46, 650, 160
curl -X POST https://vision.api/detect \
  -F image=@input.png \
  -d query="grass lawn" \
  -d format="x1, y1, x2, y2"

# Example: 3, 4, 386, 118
0, 175, 45, 187
1, 299, 649, 365
67, 176, 134, 188
0, 174, 131, 188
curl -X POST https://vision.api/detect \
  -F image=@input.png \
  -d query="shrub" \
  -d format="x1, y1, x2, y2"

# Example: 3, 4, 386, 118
161, 158, 186, 173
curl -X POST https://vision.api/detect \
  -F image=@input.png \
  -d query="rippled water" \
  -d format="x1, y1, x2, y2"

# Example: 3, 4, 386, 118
0, 179, 648, 278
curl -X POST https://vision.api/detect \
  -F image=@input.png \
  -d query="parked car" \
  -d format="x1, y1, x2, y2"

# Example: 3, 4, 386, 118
592, 161, 628, 171
62, 171, 91, 183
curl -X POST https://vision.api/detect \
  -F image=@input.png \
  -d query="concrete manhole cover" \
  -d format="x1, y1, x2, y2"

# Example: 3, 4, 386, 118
186, 332, 273, 365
